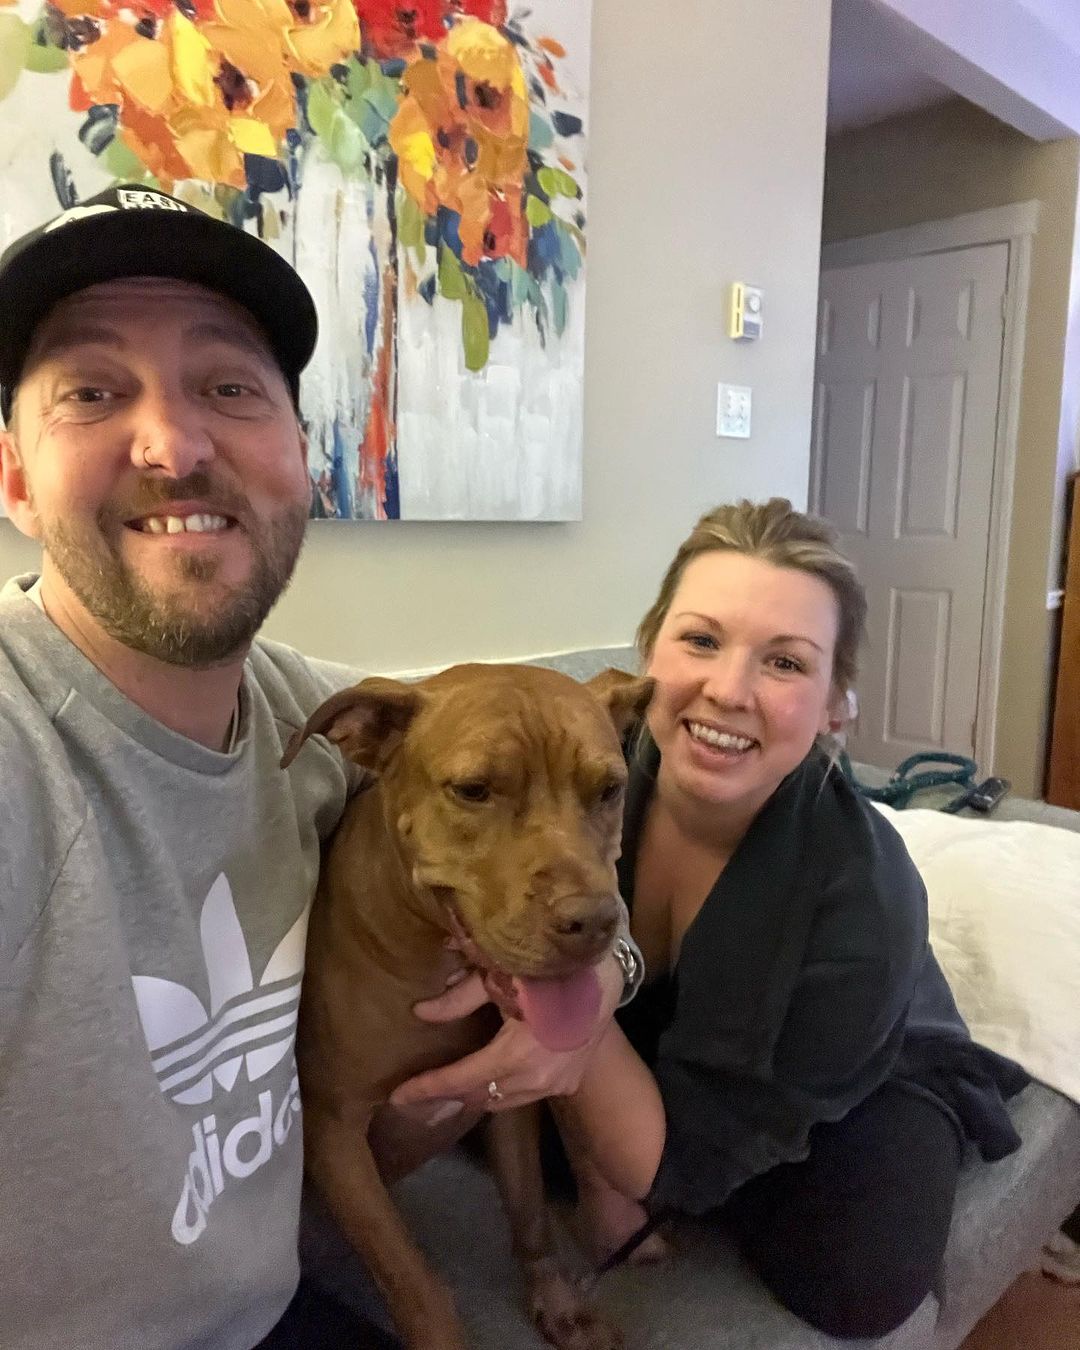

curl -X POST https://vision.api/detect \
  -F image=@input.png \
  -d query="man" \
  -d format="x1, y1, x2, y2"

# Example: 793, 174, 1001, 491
0, 185, 637, 1350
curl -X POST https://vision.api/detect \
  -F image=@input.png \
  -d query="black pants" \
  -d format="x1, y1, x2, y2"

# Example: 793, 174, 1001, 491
720, 1083, 962, 1340
253, 1278, 403, 1349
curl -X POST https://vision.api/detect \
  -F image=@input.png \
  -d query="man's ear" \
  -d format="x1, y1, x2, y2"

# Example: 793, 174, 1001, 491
280, 677, 424, 772
0, 432, 41, 540
586, 669, 656, 736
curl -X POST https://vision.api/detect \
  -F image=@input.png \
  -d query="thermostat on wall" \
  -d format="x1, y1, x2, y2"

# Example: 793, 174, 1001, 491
729, 283, 763, 341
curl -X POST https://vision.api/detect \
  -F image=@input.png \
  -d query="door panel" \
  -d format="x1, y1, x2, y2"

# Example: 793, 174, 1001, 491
897, 372, 965, 537
816, 380, 874, 534
887, 587, 950, 744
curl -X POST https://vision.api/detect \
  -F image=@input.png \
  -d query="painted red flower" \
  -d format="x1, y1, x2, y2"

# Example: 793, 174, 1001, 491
354, 0, 505, 59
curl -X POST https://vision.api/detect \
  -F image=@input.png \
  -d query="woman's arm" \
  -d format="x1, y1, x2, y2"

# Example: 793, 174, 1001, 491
557, 1019, 666, 1202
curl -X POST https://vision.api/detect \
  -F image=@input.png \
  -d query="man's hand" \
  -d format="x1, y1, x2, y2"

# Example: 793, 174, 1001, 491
388, 952, 625, 1118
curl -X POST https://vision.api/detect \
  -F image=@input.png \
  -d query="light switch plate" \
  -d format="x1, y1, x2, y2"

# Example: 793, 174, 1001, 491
716, 383, 752, 438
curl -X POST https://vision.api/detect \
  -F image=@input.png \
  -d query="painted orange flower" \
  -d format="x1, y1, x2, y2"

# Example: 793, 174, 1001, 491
57, 0, 359, 187
389, 16, 527, 267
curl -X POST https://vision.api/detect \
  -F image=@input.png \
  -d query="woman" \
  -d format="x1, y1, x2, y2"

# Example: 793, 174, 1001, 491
393, 499, 1027, 1339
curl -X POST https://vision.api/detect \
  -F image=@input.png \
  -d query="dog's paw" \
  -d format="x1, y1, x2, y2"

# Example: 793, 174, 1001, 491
529, 1274, 624, 1350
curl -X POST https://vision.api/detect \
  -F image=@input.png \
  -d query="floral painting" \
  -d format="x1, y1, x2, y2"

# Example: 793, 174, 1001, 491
0, 0, 589, 519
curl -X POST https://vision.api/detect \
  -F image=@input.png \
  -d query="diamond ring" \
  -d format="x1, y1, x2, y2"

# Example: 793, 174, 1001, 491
487, 1079, 504, 1104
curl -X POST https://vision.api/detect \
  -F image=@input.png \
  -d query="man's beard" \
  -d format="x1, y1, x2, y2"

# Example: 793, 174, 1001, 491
38, 472, 309, 668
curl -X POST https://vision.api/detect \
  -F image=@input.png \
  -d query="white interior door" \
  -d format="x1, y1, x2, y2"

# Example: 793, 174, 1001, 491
811, 242, 1009, 768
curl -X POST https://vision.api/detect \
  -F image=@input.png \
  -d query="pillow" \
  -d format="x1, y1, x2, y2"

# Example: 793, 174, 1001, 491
875, 804, 1080, 1107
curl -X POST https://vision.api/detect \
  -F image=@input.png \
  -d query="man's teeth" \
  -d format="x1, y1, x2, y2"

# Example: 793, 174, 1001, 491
688, 722, 755, 751
141, 514, 228, 535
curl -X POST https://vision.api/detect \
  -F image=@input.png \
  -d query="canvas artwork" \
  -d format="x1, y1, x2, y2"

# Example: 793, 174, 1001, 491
0, 0, 589, 520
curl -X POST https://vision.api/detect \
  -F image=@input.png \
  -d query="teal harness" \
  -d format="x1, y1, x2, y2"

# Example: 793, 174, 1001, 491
839, 751, 980, 814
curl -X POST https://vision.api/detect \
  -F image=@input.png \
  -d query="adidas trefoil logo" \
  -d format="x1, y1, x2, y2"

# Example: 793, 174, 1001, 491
132, 873, 307, 1106
131, 874, 309, 1245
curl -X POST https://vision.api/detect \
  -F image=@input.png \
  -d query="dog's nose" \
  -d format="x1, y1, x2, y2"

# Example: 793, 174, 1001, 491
550, 895, 620, 948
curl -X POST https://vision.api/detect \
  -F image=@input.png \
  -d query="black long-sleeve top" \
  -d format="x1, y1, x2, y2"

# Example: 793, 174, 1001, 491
615, 733, 1029, 1217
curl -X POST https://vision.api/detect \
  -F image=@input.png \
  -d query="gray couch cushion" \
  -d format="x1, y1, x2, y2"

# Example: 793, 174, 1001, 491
395, 1153, 941, 1349
300, 1083, 1080, 1349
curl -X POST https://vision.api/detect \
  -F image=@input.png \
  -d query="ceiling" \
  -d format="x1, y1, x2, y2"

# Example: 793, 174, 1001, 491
827, 0, 954, 132
1011, 0, 1080, 52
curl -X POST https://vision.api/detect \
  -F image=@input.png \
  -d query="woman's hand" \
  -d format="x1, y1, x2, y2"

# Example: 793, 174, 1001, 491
388, 952, 625, 1119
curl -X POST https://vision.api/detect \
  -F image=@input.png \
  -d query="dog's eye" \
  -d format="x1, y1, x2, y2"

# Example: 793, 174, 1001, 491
450, 780, 491, 804
596, 780, 624, 807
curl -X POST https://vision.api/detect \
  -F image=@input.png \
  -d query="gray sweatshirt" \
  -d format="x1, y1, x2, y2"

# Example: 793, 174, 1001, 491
0, 576, 356, 1350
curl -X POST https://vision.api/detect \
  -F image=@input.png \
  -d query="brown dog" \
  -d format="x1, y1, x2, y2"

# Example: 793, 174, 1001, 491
281, 664, 653, 1350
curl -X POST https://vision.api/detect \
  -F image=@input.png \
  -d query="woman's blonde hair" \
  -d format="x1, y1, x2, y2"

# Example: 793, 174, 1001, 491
635, 498, 867, 695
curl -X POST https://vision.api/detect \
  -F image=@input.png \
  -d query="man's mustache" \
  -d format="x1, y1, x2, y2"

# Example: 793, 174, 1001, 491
109, 470, 248, 523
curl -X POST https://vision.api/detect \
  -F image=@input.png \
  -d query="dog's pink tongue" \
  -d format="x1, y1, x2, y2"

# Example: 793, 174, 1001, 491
513, 968, 602, 1051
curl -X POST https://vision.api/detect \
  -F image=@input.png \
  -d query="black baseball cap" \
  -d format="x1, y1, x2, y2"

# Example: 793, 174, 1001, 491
0, 183, 318, 423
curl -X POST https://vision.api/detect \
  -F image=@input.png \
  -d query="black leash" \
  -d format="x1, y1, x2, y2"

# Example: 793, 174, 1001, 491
583, 1208, 673, 1293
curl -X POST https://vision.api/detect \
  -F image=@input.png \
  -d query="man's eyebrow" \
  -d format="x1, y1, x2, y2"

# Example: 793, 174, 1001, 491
186, 321, 276, 365
674, 611, 825, 653
31, 324, 127, 361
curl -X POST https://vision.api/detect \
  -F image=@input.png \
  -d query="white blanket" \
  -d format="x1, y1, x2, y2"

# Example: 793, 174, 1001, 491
876, 805, 1080, 1107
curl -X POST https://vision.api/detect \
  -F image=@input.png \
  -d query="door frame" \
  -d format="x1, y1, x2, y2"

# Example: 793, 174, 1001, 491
818, 201, 1039, 771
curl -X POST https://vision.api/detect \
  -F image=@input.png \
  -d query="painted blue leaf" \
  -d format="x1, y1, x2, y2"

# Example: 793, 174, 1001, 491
557, 222, 582, 280
529, 110, 554, 150
551, 111, 583, 137
78, 104, 118, 156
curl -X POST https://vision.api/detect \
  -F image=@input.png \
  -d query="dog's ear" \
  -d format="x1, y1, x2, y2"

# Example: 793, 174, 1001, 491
280, 678, 424, 772
586, 669, 655, 736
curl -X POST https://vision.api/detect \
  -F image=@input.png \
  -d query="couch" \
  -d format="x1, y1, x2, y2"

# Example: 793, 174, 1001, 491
300, 646, 1080, 1349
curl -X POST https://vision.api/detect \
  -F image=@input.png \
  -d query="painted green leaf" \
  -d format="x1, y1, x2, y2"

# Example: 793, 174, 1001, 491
462, 293, 489, 371
565, 219, 586, 252
365, 67, 402, 128
537, 165, 581, 200
346, 58, 371, 101
306, 79, 339, 144
509, 260, 531, 307
329, 111, 364, 173
552, 280, 568, 337
100, 138, 147, 180
0, 16, 31, 103
438, 245, 467, 302
398, 188, 426, 259
348, 58, 399, 146
525, 195, 552, 228
25, 17, 69, 75
356, 105, 389, 152
535, 286, 550, 331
